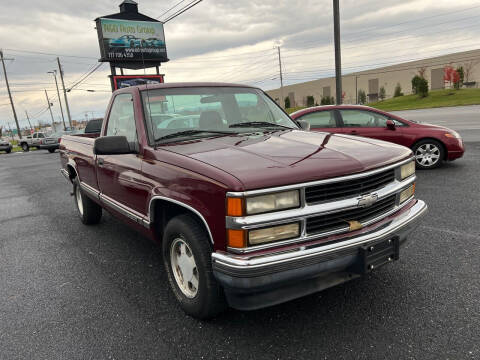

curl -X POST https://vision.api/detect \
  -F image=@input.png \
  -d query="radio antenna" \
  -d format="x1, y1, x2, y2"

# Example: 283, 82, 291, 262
141, 49, 157, 150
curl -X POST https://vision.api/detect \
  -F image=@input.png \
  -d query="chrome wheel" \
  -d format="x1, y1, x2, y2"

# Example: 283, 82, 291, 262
75, 184, 84, 216
170, 238, 199, 298
415, 143, 440, 167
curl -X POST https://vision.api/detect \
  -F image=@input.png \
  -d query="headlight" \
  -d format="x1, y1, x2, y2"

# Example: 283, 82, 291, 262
400, 161, 415, 180
227, 223, 300, 248
226, 190, 300, 216
399, 183, 415, 204
249, 223, 300, 245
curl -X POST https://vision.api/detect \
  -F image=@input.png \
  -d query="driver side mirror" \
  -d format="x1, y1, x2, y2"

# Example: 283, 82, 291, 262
297, 119, 311, 131
386, 119, 396, 130
94, 136, 134, 155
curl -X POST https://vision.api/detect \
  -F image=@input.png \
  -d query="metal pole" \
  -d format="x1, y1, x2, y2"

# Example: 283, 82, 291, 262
45, 90, 56, 131
355, 76, 358, 104
1, 50, 22, 139
50, 71, 66, 131
277, 46, 285, 108
333, 0, 342, 105
25, 110, 33, 132
57, 57, 72, 128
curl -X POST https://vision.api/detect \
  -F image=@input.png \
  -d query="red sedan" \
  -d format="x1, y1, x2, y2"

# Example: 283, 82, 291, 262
290, 105, 464, 169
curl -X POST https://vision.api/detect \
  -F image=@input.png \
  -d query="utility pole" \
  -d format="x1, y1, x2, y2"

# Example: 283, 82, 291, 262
57, 57, 72, 128
48, 70, 67, 131
276, 46, 285, 109
1, 50, 22, 139
333, 0, 342, 105
45, 90, 56, 131
25, 110, 33, 133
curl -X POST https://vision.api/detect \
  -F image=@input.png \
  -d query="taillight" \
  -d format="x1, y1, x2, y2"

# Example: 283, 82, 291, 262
40, 140, 43, 144
58, 138, 62, 143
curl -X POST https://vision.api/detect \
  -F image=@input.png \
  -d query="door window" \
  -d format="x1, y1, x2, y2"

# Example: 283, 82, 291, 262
33, 133, 37, 139
340, 110, 390, 127
298, 111, 336, 128
106, 94, 137, 143
38, 133, 45, 138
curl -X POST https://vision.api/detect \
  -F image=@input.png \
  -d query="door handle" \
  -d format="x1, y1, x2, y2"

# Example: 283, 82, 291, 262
98, 158, 104, 166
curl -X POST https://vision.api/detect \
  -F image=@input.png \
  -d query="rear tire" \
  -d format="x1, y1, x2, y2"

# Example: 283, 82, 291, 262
73, 177, 102, 225
48, 148, 55, 153
412, 139, 444, 169
6, 148, 11, 154
162, 214, 226, 319
21, 143, 29, 152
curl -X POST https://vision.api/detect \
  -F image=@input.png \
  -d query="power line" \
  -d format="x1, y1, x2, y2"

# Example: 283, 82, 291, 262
163, 0, 204, 23
157, 0, 188, 19
2, 48, 97, 60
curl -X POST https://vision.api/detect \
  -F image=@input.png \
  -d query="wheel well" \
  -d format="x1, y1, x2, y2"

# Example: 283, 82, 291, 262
151, 199, 212, 245
412, 137, 448, 160
66, 164, 78, 180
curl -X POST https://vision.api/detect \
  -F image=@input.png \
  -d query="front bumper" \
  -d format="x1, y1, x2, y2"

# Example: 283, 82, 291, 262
212, 199, 427, 310
0, 145, 12, 151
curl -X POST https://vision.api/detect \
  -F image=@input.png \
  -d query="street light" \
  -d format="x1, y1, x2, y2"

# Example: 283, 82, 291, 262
47, 70, 67, 131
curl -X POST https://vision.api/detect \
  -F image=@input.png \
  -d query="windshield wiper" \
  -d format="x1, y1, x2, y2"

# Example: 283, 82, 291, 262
229, 121, 293, 129
155, 129, 233, 141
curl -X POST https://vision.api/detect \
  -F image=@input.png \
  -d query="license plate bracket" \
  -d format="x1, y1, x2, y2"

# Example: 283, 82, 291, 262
359, 237, 399, 274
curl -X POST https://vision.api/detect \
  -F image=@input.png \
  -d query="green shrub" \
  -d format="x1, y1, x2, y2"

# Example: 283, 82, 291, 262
411, 75, 422, 94
417, 78, 429, 98
284, 96, 290, 109
358, 90, 366, 104
306, 95, 315, 107
379, 86, 386, 101
394, 83, 404, 97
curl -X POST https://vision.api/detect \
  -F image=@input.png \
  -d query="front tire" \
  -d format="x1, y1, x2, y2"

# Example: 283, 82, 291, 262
162, 214, 226, 319
412, 139, 444, 169
21, 143, 29, 152
48, 148, 55, 153
73, 177, 102, 225
6, 148, 11, 154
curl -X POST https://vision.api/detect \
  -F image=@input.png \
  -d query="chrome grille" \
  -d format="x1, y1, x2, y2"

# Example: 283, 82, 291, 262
306, 195, 396, 235
305, 169, 395, 204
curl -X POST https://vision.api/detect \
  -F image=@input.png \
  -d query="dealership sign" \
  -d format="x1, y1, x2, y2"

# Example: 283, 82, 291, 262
97, 18, 168, 62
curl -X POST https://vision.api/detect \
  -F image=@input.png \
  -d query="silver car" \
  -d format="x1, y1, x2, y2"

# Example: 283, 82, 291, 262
0, 137, 12, 154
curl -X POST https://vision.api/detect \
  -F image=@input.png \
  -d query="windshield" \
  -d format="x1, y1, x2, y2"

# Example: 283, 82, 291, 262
141, 87, 297, 142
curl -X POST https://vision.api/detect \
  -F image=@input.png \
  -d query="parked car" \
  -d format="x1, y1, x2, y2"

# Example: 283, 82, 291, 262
290, 105, 464, 169
19, 132, 48, 152
108, 35, 143, 48
0, 137, 12, 153
39, 131, 68, 153
60, 83, 427, 319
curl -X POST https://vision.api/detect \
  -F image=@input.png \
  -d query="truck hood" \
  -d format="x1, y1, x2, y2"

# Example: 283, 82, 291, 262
160, 130, 412, 190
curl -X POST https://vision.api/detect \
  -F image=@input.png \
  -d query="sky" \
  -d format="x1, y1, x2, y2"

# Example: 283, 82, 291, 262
1, 0, 479, 129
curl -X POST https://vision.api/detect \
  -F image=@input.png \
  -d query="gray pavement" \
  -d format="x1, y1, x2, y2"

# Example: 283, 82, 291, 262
392, 105, 480, 142
0, 141, 479, 359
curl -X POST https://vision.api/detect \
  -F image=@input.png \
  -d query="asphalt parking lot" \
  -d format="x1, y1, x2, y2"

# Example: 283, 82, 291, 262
1, 115, 479, 359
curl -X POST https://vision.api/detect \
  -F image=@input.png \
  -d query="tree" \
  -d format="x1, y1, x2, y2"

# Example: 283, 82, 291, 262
411, 75, 422, 94
456, 66, 464, 87
417, 66, 427, 79
358, 89, 366, 104
306, 95, 315, 107
417, 78, 429, 98
444, 66, 461, 89
284, 96, 290, 109
394, 83, 404, 97
379, 86, 386, 101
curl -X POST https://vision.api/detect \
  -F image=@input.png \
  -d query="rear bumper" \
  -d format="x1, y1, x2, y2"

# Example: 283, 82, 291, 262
39, 144, 59, 150
0, 145, 12, 151
212, 199, 427, 310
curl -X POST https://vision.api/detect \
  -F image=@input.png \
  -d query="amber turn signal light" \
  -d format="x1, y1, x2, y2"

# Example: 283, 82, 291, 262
227, 229, 247, 248
226, 197, 244, 216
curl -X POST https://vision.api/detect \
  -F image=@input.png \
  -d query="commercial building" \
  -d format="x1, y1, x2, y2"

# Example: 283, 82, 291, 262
267, 49, 480, 106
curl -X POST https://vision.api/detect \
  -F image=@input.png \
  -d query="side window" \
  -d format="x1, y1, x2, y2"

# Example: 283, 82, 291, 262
33, 133, 37, 139
38, 133, 45, 138
106, 93, 137, 142
340, 110, 389, 127
298, 111, 336, 128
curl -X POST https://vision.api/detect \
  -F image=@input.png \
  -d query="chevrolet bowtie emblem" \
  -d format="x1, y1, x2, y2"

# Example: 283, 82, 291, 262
357, 193, 378, 208
348, 220, 363, 231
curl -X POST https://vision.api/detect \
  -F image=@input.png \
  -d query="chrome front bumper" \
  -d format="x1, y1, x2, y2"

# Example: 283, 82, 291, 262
212, 199, 427, 310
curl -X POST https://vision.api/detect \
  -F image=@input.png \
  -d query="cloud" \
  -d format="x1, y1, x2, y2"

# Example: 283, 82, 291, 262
1, 0, 479, 127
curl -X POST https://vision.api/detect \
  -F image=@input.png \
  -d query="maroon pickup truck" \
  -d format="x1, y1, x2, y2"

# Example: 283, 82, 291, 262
60, 83, 427, 319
